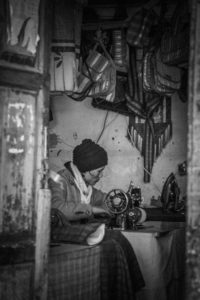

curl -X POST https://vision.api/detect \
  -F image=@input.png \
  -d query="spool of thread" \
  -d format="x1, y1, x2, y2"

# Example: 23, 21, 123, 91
112, 29, 127, 68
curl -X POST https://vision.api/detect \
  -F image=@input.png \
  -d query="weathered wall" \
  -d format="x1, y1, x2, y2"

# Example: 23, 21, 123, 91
49, 92, 187, 206
0, 87, 36, 233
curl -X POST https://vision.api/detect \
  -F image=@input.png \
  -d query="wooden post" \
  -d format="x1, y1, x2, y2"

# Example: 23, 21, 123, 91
186, 0, 200, 299
33, 88, 51, 300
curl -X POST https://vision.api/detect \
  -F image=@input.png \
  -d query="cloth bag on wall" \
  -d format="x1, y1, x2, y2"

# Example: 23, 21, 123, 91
153, 50, 181, 95
50, 0, 83, 93
74, 39, 116, 102
77, 50, 110, 93
143, 49, 181, 96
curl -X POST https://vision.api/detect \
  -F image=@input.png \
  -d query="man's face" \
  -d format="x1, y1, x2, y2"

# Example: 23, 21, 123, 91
83, 167, 105, 186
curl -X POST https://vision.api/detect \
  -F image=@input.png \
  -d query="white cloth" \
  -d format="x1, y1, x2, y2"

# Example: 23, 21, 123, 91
70, 163, 106, 245
87, 223, 105, 246
70, 162, 92, 204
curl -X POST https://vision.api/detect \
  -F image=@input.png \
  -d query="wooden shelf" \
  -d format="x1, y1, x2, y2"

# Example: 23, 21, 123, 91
82, 20, 128, 31
92, 98, 133, 116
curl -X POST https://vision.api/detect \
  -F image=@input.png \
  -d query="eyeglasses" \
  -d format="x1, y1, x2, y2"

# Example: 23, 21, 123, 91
89, 167, 105, 178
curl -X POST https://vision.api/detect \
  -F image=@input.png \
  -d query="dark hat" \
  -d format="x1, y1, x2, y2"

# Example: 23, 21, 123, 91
73, 139, 108, 172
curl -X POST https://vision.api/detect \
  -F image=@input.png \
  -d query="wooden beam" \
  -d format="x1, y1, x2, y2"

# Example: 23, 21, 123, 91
0, 67, 45, 91
186, 0, 200, 299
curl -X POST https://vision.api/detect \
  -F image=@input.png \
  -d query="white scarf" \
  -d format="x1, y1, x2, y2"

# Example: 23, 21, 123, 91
70, 162, 92, 204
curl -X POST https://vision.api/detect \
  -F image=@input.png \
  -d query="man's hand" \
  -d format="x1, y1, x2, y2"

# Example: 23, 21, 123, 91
92, 206, 110, 216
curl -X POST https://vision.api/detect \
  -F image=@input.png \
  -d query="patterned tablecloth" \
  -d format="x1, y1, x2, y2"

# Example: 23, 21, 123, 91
48, 244, 101, 300
48, 229, 145, 300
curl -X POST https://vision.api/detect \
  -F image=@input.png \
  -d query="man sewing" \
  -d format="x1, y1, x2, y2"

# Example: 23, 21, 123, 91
49, 138, 145, 295
49, 138, 110, 221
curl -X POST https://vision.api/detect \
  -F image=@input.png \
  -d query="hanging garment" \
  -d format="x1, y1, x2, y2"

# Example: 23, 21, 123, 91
127, 94, 172, 183
50, 0, 83, 92
127, 47, 172, 183
160, 27, 189, 66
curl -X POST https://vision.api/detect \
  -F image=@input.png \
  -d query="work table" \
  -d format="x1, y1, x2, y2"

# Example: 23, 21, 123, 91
122, 221, 185, 300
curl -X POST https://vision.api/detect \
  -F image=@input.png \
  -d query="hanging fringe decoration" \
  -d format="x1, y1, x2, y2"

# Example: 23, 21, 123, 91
127, 91, 172, 182
128, 95, 172, 182
127, 47, 172, 183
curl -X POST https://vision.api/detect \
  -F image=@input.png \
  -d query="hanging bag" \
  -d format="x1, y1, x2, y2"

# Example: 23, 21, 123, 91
153, 49, 181, 95
160, 1, 189, 65
77, 49, 110, 93
75, 36, 116, 102
126, 8, 156, 48
142, 49, 181, 96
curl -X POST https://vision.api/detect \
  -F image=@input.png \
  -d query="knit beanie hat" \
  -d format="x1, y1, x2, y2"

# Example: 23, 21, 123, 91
73, 139, 108, 172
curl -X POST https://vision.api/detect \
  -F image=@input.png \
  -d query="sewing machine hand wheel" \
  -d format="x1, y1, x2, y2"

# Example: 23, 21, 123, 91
105, 189, 129, 214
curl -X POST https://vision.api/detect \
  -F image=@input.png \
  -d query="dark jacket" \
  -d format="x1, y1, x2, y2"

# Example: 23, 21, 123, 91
49, 162, 108, 220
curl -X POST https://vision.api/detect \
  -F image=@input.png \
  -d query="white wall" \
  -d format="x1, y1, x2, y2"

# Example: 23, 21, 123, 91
49, 92, 187, 205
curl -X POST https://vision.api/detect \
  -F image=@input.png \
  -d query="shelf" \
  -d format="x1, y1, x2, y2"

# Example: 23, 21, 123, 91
82, 20, 128, 31
92, 98, 133, 116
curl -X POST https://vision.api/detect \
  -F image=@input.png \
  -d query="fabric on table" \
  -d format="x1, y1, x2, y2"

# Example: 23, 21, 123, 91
100, 230, 145, 300
87, 223, 105, 246
164, 228, 185, 300
51, 208, 103, 245
163, 227, 185, 283
48, 224, 145, 300
51, 209, 145, 290
48, 244, 101, 300
122, 226, 185, 300
103, 229, 145, 293
48, 235, 143, 300
49, 209, 145, 299
100, 239, 135, 300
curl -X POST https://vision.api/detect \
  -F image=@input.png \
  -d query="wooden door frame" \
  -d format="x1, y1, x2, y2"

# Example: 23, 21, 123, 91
186, 0, 200, 298
0, 0, 52, 299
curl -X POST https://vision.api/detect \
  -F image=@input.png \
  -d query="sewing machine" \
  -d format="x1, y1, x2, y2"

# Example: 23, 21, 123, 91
105, 173, 185, 230
105, 183, 147, 230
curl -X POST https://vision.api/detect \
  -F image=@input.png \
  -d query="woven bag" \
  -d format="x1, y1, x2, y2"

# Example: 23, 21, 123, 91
126, 8, 156, 48
154, 50, 181, 95
143, 49, 181, 96
75, 38, 116, 101
88, 61, 116, 102
77, 50, 110, 93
